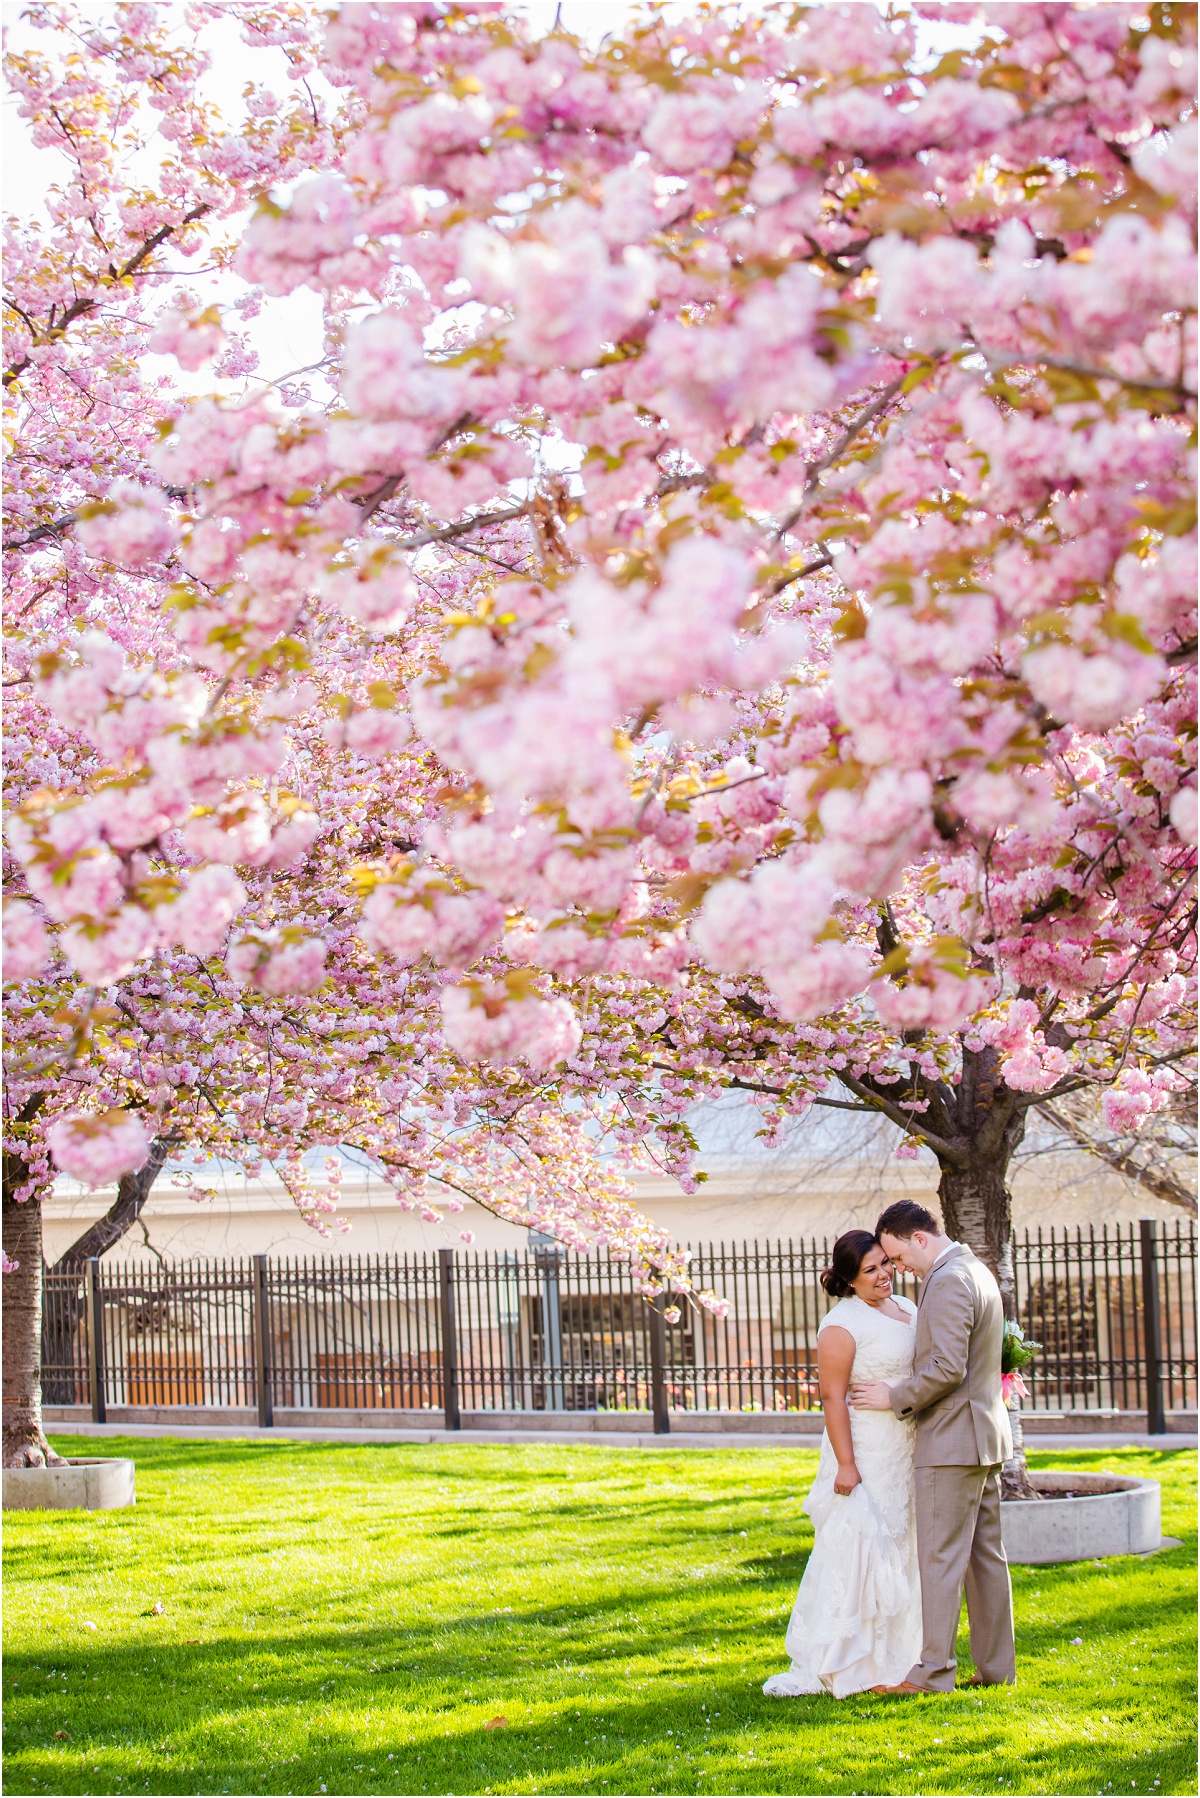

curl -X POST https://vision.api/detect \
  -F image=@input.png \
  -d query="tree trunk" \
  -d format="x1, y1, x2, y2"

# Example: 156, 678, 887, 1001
938, 1142, 1037, 1501
41, 1138, 173, 1402
938, 1156, 1017, 1313
2, 1187, 62, 1467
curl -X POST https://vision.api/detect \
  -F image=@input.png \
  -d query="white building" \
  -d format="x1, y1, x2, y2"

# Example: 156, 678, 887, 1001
42, 1102, 1187, 1266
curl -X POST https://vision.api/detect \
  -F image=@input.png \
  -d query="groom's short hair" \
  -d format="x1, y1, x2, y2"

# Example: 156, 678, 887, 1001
876, 1200, 940, 1240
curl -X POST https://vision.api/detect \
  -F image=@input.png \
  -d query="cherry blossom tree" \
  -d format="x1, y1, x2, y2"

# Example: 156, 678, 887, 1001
1033, 1079, 1197, 1217
5, 0, 1196, 1470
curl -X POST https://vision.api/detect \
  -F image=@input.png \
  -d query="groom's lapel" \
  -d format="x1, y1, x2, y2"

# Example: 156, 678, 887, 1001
917, 1244, 965, 1311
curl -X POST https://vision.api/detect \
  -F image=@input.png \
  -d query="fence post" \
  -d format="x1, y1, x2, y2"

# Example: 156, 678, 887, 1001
438, 1247, 461, 1431
86, 1259, 106, 1425
648, 1293, 670, 1435
253, 1254, 274, 1429
1140, 1219, 1165, 1435
532, 1241, 565, 1411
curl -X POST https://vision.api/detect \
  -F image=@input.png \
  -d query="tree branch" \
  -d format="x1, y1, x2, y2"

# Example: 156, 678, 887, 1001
1037, 1101, 1197, 1218
391, 501, 531, 553
766, 550, 835, 597
50, 1136, 176, 1270
835, 1070, 967, 1165
4, 513, 79, 552
4, 204, 210, 388
773, 373, 908, 542
981, 350, 1196, 402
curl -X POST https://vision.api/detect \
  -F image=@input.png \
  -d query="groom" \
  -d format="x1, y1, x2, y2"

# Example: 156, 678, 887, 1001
851, 1199, 1016, 1694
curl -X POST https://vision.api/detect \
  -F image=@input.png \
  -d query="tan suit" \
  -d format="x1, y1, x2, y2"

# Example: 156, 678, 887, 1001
888, 1244, 1016, 1690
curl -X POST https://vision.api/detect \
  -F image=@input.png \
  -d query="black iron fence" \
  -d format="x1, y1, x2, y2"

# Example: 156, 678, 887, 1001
41, 1221, 1196, 1431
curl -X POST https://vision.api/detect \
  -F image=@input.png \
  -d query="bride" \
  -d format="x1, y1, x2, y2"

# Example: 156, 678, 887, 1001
763, 1230, 922, 1699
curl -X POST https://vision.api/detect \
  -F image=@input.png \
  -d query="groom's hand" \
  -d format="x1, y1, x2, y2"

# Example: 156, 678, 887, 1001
850, 1380, 892, 1411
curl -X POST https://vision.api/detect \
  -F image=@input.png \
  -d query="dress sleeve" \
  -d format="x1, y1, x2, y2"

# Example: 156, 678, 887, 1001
818, 1300, 857, 1342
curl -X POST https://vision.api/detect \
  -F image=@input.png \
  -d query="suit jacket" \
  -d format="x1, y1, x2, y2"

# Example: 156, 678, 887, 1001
888, 1243, 1012, 1467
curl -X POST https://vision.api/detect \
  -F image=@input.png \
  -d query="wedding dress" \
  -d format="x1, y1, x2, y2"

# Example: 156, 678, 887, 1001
763, 1293, 923, 1699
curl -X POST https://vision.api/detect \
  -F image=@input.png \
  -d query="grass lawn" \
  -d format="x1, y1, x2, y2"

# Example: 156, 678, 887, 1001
2, 1439, 1194, 1798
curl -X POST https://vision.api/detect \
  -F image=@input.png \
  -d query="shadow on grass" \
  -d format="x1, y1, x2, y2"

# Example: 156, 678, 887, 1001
5, 1545, 1197, 1793
6, 1438, 1192, 1795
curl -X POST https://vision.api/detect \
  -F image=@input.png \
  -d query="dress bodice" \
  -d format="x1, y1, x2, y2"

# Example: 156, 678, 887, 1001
818, 1294, 918, 1386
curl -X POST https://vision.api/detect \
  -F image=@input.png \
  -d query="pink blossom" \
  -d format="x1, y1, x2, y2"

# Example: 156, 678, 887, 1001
1115, 537, 1196, 645
148, 300, 225, 370
362, 884, 503, 969
339, 308, 467, 424
7, 812, 128, 922
997, 1042, 1071, 1095
183, 794, 273, 866
869, 233, 982, 352
1169, 785, 1198, 847
75, 482, 179, 569
226, 930, 328, 996
873, 968, 985, 1034
692, 858, 836, 976
441, 983, 582, 1073
867, 593, 998, 678
1023, 643, 1166, 731
48, 1110, 152, 1187
235, 174, 383, 295
642, 90, 740, 173
157, 866, 248, 957
1135, 37, 1198, 107
953, 771, 1021, 834
461, 218, 655, 369
1133, 118, 1198, 205
814, 767, 933, 895
3, 901, 50, 981
344, 707, 412, 757
264, 808, 322, 871
39, 631, 134, 733
696, 1290, 731, 1320
766, 942, 873, 1022
783, 6, 903, 76
61, 905, 157, 985
90, 780, 191, 851
1101, 1068, 1171, 1134
1001, 1370, 1028, 1405
319, 548, 417, 633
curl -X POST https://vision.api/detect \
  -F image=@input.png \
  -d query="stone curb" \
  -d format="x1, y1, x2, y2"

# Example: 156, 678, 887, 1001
45, 1422, 1198, 1452
3, 1455, 135, 1510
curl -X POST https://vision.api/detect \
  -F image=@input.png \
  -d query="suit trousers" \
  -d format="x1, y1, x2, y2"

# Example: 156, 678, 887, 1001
906, 1463, 1016, 1691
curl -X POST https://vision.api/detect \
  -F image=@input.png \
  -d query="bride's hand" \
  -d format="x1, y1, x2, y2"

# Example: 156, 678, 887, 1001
833, 1461, 861, 1496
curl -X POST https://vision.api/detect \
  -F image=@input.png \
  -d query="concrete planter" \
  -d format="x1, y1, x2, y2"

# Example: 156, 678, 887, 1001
1001, 1470, 1161, 1564
3, 1456, 135, 1512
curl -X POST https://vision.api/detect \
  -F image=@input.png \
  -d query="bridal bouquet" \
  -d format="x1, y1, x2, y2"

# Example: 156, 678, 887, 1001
1001, 1321, 1041, 1405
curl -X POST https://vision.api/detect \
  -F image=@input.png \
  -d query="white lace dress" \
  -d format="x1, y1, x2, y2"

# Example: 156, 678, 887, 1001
763, 1294, 922, 1699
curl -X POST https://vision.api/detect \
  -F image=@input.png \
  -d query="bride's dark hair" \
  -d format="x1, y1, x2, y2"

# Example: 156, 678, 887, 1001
820, 1229, 882, 1298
